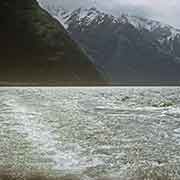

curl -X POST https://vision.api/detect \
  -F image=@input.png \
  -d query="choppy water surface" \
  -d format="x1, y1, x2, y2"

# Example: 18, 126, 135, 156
1, 87, 180, 179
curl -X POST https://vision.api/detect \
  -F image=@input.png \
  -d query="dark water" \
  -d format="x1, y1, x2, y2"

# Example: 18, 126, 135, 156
0, 87, 180, 179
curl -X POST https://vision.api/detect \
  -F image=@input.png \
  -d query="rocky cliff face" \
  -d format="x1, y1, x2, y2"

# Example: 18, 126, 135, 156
42, 4, 180, 85
0, 1, 105, 85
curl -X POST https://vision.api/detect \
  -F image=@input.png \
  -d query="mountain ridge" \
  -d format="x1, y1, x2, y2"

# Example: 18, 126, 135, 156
41, 4, 180, 37
40, 4, 180, 58
40, 4, 180, 84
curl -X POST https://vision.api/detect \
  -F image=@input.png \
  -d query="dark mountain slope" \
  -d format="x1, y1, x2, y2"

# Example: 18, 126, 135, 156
45, 6, 180, 85
0, 1, 105, 85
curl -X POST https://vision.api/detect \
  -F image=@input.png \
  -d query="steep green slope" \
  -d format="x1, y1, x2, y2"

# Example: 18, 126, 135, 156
0, 0, 105, 85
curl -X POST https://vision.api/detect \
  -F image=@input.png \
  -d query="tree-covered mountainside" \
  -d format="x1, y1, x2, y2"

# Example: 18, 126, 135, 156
0, 0, 105, 85
44, 5, 180, 85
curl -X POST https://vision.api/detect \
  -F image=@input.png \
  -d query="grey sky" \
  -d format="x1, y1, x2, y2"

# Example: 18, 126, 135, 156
38, 0, 180, 28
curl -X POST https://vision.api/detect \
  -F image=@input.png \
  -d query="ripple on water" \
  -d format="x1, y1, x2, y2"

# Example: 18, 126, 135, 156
0, 87, 180, 179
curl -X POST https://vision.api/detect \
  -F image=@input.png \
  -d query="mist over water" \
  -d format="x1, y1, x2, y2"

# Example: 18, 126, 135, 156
0, 87, 180, 179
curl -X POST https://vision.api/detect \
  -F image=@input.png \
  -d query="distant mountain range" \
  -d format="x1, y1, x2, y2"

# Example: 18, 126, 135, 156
41, 3, 180, 85
0, 0, 105, 86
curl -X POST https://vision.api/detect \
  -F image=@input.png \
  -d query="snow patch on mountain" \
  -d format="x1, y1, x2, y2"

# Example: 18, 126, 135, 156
126, 16, 161, 31
39, 2, 180, 43
55, 10, 71, 29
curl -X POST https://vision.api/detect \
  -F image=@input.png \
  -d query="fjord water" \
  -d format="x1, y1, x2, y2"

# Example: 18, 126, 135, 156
0, 87, 180, 179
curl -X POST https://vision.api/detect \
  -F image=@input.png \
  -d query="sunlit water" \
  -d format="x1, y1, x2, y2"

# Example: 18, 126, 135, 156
0, 87, 180, 179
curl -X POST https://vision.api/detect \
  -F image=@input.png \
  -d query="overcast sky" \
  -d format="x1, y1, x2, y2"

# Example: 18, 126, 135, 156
39, 0, 180, 28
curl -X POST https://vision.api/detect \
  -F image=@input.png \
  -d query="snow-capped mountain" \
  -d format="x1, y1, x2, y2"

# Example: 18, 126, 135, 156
42, 5, 180, 55
40, 2, 180, 84
43, 5, 180, 41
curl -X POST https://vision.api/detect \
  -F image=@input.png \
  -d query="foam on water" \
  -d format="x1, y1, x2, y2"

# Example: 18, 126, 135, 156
0, 92, 103, 174
0, 87, 180, 179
